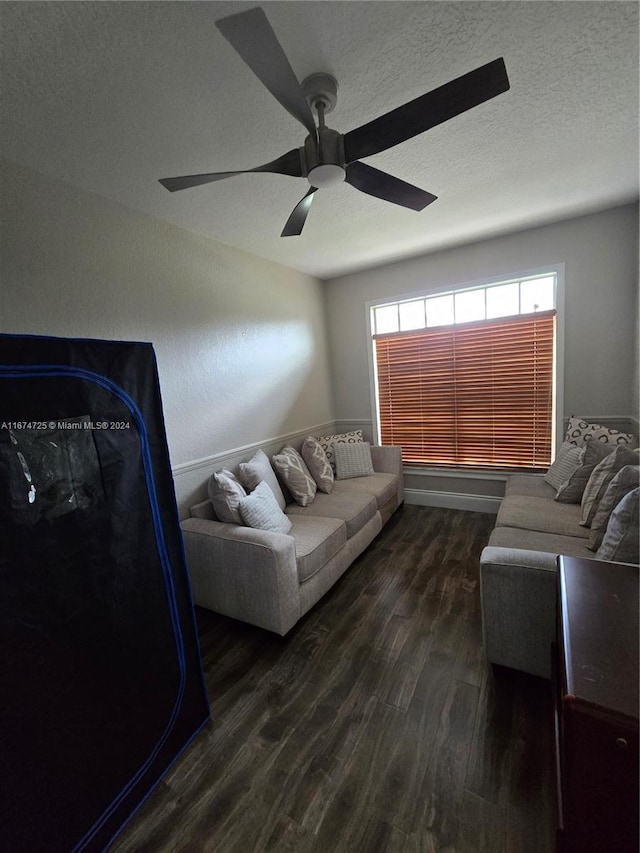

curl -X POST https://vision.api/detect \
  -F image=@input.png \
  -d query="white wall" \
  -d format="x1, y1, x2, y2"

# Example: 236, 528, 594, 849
0, 159, 335, 515
2, 159, 636, 515
634, 268, 640, 424
324, 203, 639, 509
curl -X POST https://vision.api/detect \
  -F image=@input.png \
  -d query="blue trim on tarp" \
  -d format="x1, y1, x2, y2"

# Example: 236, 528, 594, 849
0, 363, 190, 852
103, 712, 211, 852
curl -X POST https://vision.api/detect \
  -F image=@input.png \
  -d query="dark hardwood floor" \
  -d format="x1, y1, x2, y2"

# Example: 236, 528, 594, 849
111, 505, 555, 853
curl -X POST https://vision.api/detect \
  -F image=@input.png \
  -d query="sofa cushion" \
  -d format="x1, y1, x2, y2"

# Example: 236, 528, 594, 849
239, 481, 292, 534
238, 448, 287, 510
207, 468, 247, 524
286, 490, 376, 539
335, 441, 374, 479
315, 430, 364, 472
565, 416, 636, 448
488, 525, 594, 559
288, 515, 347, 583
596, 488, 640, 564
495, 495, 588, 538
272, 445, 317, 507
580, 444, 640, 526
588, 465, 640, 551
505, 474, 555, 499
554, 440, 613, 503
332, 472, 398, 510
301, 436, 334, 493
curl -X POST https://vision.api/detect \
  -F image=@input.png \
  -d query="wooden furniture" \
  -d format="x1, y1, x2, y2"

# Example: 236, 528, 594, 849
554, 556, 639, 853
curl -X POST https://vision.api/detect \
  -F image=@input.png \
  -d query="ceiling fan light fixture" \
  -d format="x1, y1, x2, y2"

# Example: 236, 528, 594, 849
307, 164, 346, 189
163, 7, 510, 235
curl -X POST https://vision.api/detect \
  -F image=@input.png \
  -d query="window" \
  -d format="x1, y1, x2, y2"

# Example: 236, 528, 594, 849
371, 273, 557, 470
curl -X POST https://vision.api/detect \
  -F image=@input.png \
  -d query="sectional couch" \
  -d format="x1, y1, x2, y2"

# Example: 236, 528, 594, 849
480, 419, 639, 678
180, 436, 403, 635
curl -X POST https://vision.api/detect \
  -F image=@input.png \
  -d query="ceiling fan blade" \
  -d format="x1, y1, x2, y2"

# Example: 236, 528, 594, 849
159, 148, 304, 192
343, 57, 510, 163
216, 7, 317, 140
281, 188, 317, 237
346, 162, 437, 211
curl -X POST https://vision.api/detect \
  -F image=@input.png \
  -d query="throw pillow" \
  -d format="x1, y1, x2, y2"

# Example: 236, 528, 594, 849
301, 436, 334, 493
238, 448, 287, 510
544, 441, 584, 491
238, 481, 292, 534
565, 416, 636, 447
335, 441, 374, 479
580, 444, 640, 527
207, 468, 247, 524
554, 440, 613, 504
271, 445, 317, 507
315, 430, 363, 473
596, 488, 640, 564
588, 465, 640, 551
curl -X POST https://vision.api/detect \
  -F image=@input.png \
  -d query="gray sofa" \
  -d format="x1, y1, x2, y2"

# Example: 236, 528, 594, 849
180, 445, 403, 635
480, 470, 638, 679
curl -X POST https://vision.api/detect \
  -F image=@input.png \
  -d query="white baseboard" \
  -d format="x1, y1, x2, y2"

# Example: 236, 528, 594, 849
404, 488, 502, 514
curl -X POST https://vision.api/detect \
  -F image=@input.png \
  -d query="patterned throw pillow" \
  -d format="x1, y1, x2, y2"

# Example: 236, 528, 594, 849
596, 488, 640, 564
565, 416, 636, 447
238, 448, 287, 510
588, 465, 640, 551
334, 441, 375, 479
207, 468, 247, 524
301, 436, 334, 494
554, 440, 613, 504
238, 481, 292, 534
580, 444, 640, 526
315, 430, 364, 473
544, 442, 584, 491
271, 446, 317, 507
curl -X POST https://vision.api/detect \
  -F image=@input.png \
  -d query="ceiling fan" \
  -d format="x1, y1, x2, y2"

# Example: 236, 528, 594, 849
159, 6, 510, 237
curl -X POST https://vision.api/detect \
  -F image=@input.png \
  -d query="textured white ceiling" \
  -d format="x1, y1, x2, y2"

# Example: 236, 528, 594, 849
1, 1, 638, 278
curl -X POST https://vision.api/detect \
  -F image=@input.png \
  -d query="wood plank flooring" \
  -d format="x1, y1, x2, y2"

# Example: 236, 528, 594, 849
110, 505, 555, 853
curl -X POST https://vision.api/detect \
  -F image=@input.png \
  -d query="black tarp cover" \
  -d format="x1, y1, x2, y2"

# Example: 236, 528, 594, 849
0, 334, 210, 852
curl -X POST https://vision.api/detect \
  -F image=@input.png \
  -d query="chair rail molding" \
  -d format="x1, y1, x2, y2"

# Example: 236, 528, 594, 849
171, 421, 337, 519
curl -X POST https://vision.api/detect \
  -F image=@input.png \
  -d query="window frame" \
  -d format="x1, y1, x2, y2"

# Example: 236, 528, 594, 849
365, 264, 565, 474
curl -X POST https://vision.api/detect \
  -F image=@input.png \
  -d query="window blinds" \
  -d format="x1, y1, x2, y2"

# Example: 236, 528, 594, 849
374, 311, 555, 469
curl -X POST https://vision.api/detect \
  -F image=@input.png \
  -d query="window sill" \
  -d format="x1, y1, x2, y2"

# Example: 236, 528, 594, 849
402, 466, 545, 481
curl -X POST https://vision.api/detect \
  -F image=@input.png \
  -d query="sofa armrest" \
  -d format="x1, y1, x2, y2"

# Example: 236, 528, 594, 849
180, 517, 301, 636
370, 445, 404, 504
480, 545, 558, 679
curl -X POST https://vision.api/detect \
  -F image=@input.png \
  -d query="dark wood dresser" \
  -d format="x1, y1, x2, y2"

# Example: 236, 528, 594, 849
554, 556, 639, 853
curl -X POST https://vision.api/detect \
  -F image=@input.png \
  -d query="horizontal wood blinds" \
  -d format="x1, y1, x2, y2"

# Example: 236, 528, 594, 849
374, 311, 555, 469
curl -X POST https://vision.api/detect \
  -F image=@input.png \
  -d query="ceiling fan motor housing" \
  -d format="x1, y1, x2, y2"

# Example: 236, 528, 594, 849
304, 127, 346, 187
